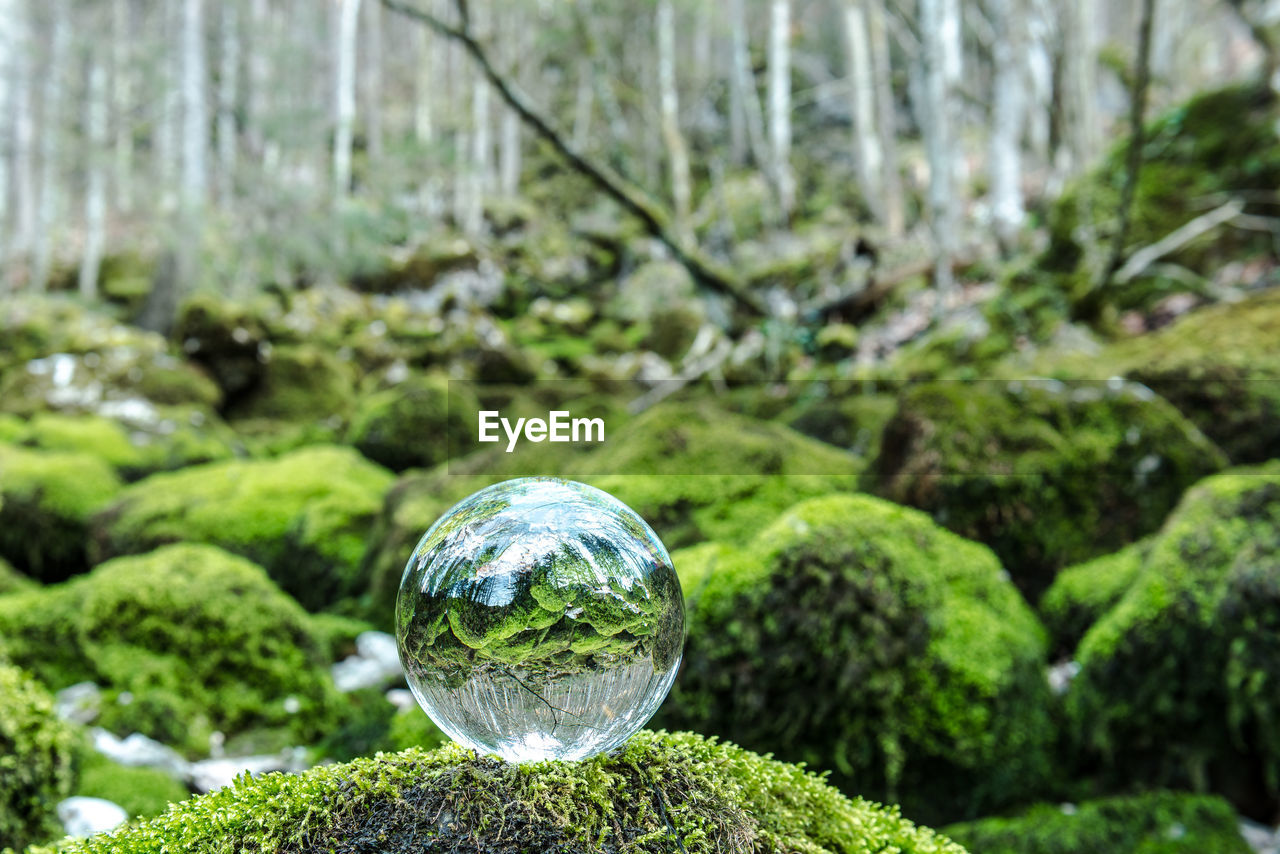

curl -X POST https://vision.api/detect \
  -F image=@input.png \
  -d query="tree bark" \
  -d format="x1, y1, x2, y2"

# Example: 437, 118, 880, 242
333, 0, 363, 201
767, 0, 795, 222
918, 0, 959, 294
1057, 0, 1100, 178
111, 0, 134, 212
216, 0, 239, 205
382, 0, 766, 317
844, 0, 884, 223
989, 0, 1027, 253
181, 0, 208, 204
727, 0, 767, 168
657, 0, 692, 240
0, 0, 15, 270
246, 0, 270, 162
867, 0, 904, 236
415, 25, 435, 145
157, 0, 181, 210
80, 51, 109, 299
11, 0, 35, 266
362, 0, 384, 162
32, 0, 70, 292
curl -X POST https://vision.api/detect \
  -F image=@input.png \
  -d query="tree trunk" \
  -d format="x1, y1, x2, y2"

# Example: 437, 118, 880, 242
497, 4, 523, 196
362, 0, 384, 162
0, 0, 15, 270
415, 25, 435, 145
246, 0, 270, 162
333, 0, 362, 201
918, 0, 959, 294
111, 0, 134, 212
1057, 0, 1100, 178
572, 61, 594, 153
157, 0, 181, 210
844, 0, 884, 223
80, 51, 108, 299
11, 0, 35, 268
657, 0, 692, 240
867, 0, 904, 236
989, 0, 1027, 253
32, 0, 69, 293
181, 0, 208, 205
767, 0, 795, 222
216, 0, 239, 205
728, 0, 766, 168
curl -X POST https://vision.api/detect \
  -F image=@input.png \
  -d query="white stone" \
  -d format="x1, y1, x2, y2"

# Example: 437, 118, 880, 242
330, 631, 403, 693
91, 728, 191, 779
188, 748, 310, 794
57, 797, 128, 838
54, 682, 102, 725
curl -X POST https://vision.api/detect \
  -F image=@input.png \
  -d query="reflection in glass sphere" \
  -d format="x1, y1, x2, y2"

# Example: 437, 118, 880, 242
395, 477, 685, 762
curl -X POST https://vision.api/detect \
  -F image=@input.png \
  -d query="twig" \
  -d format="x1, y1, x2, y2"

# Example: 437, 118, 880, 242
1113, 198, 1245, 284
381, 0, 767, 318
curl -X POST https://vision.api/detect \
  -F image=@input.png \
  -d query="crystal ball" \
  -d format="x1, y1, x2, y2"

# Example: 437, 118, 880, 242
395, 477, 685, 762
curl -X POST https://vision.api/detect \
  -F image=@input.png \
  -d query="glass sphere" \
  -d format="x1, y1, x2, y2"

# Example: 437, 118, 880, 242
395, 477, 685, 762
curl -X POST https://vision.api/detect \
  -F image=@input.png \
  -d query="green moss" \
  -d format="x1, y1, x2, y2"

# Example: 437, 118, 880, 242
346, 373, 478, 472
782, 388, 898, 459
380, 707, 449, 753
1039, 539, 1150, 656
870, 379, 1227, 596
0, 544, 343, 756
225, 345, 356, 423
0, 557, 36, 597
0, 443, 123, 582
173, 293, 269, 400
31, 731, 967, 854
943, 791, 1251, 854
73, 751, 190, 821
0, 664, 75, 851
658, 494, 1054, 825
91, 445, 393, 611
1068, 463, 1280, 811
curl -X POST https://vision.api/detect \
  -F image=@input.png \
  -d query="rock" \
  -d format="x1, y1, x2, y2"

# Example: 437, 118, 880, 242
57, 797, 128, 838
91, 729, 192, 779
187, 748, 310, 794
1047, 661, 1081, 696
385, 688, 416, 713
1239, 818, 1280, 854
331, 631, 403, 693
55, 682, 102, 725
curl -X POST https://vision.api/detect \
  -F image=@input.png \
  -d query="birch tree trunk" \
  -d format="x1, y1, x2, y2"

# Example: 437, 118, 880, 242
11, 0, 35, 265
246, 0, 270, 163
111, 0, 134, 212
919, 0, 958, 294
1058, 0, 1100, 178
216, 0, 239, 205
657, 0, 692, 240
32, 0, 69, 292
157, 0, 180, 210
467, 69, 491, 235
989, 0, 1026, 253
844, 0, 884, 223
333, 0, 363, 201
181, 0, 208, 205
867, 0, 904, 236
80, 52, 108, 299
362, 0, 384, 162
728, 0, 766, 168
415, 26, 435, 145
0, 0, 15, 269
497, 5, 523, 197
571, 61, 594, 153
768, 0, 795, 222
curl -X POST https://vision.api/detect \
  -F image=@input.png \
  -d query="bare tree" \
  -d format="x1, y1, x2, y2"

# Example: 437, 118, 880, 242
1057, 0, 1100, 179
657, 0, 692, 239
989, 0, 1027, 253
919, 0, 960, 293
10, 0, 35, 273
80, 45, 109, 298
111, 0, 134, 212
32, 0, 70, 292
333, 0, 363, 201
181, 0, 208, 205
844, 0, 883, 223
867, 0, 904, 236
362, 0, 384, 162
216, 0, 240, 204
0, 0, 16, 271
768, 0, 795, 222
727, 0, 767, 168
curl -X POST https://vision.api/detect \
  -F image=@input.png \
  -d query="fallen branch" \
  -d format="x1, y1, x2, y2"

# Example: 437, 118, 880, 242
1113, 198, 1246, 284
382, 0, 767, 318
807, 251, 978, 322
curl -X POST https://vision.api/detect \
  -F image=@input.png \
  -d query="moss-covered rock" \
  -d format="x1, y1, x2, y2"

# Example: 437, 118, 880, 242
658, 494, 1055, 825
1067, 463, 1280, 817
943, 791, 1251, 854
91, 446, 393, 611
346, 373, 478, 473
1038, 540, 1150, 657
174, 293, 270, 402
1046, 287, 1280, 464
0, 557, 36, 596
0, 444, 123, 582
0, 664, 76, 851
31, 731, 968, 854
870, 379, 1227, 596
224, 345, 357, 424
0, 544, 343, 756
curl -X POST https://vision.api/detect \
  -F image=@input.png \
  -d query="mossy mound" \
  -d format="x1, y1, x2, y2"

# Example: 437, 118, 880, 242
658, 494, 1054, 825
173, 292, 270, 402
1046, 287, 1280, 464
0, 544, 342, 756
0, 557, 36, 597
1067, 463, 1280, 817
73, 750, 190, 821
1039, 539, 1150, 657
0, 664, 75, 851
0, 443, 123, 582
1048, 84, 1280, 316
31, 731, 967, 854
870, 379, 1227, 597
224, 345, 357, 424
943, 791, 1251, 854
346, 373, 478, 472
91, 445, 393, 611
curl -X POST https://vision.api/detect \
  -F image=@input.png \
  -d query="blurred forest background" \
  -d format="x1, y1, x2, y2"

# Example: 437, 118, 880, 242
3, 0, 1280, 852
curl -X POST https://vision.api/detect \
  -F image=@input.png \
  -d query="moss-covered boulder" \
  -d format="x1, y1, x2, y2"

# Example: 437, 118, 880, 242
224, 345, 356, 424
0, 544, 343, 756
0, 443, 123, 582
0, 664, 76, 851
0, 557, 36, 596
174, 293, 270, 402
31, 731, 968, 854
1047, 287, 1280, 464
870, 379, 1227, 596
943, 791, 1251, 854
658, 494, 1055, 825
1038, 540, 1150, 657
346, 373, 478, 472
91, 445, 393, 611
1067, 463, 1280, 817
